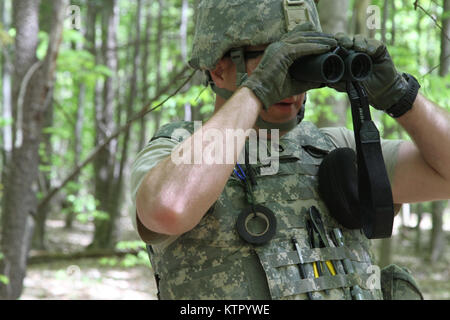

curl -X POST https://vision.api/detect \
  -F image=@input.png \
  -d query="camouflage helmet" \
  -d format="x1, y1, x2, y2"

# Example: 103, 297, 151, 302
189, 0, 322, 70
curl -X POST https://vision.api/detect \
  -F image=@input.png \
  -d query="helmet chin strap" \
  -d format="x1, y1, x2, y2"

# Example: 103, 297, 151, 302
207, 47, 305, 132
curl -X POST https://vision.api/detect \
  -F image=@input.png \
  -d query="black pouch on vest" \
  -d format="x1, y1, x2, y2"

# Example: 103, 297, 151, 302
381, 264, 424, 300
318, 147, 363, 229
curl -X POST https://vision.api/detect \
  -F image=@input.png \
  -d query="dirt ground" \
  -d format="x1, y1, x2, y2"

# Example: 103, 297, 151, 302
21, 213, 449, 300
22, 259, 157, 300
372, 226, 450, 299
21, 216, 158, 300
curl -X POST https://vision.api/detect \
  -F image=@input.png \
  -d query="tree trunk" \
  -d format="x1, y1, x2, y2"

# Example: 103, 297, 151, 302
353, 0, 370, 36
28, 249, 142, 265
1, 0, 13, 171
390, 0, 396, 46
1, 0, 13, 234
109, 0, 143, 247
381, 0, 388, 43
36, 66, 193, 214
414, 203, 424, 253
439, 0, 450, 77
429, 201, 447, 262
316, 0, 349, 128
65, 73, 86, 230
31, 87, 54, 250
90, 0, 120, 250
0, 0, 67, 300
138, 0, 153, 150
155, 0, 163, 92
65, 2, 95, 230
152, 0, 164, 134
180, 0, 192, 122
415, 8, 423, 68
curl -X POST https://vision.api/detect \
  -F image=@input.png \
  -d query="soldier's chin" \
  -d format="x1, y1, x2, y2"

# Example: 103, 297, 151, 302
269, 102, 297, 117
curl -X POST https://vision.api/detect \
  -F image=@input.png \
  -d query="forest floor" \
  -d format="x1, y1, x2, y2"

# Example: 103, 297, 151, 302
372, 218, 450, 300
20, 213, 449, 300
21, 216, 157, 300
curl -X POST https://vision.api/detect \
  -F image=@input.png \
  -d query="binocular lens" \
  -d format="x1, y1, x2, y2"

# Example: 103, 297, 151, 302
289, 47, 373, 84
322, 54, 345, 83
289, 53, 344, 84
345, 53, 372, 81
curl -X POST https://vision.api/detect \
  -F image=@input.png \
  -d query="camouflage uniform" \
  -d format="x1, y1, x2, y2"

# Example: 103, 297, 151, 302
147, 121, 383, 300
135, 0, 424, 300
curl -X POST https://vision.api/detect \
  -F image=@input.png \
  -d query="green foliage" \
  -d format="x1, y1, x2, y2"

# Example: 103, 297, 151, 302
115, 241, 146, 251
310, 0, 449, 137
29, 0, 201, 223
0, 254, 8, 285
98, 257, 119, 267
62, 191, 109, 224
0, 23, 13, 46
116, 241, 150, 268
120, 252, 150, 268
97, 241, 150, 268
0, 275, 9, 285
156, 84, 215, 122
373, 0, 450, 139
0, 116, 12, 128
36, 31, 49, 60
443, 10, 450, 20
37, 25, 117, 201
305, 88, 346, 124
420, 74, 450, 109
180, 85, 215, 108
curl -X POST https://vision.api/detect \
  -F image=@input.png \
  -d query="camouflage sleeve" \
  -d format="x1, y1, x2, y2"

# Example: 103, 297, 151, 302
319, 126, 404, 185
130, 120, 196, 245
130, 137, 179, 245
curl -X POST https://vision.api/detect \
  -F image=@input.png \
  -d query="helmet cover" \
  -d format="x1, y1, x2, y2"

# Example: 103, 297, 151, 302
189, 0, 322, 70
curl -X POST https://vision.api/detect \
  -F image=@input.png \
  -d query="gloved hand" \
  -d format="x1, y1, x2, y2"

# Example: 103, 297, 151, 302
330, 33, 408, 110
241, 23, 337, 110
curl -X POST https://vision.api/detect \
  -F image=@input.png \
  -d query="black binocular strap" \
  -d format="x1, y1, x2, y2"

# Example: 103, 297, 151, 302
346, 81, 394, 239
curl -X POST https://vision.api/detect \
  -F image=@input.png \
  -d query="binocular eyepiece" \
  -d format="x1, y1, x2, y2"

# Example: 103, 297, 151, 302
289, 47, 373, 84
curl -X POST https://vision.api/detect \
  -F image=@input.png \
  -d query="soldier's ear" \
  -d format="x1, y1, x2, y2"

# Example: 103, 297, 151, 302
209, 58, 233, 89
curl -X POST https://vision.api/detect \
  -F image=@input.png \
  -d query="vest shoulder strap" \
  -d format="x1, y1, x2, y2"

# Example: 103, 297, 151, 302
150, 121, 196, 143
282, 121, 336, 157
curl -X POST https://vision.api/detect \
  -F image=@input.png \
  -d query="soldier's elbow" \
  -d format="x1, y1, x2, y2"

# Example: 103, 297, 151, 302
136, 192, 195, 236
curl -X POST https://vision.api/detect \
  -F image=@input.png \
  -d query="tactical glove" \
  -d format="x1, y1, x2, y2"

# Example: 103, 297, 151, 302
331, 33, 408, 111
241, 23, 337, 110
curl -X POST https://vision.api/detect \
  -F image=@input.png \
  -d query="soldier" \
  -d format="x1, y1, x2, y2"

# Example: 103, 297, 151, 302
131, 0, 448, 299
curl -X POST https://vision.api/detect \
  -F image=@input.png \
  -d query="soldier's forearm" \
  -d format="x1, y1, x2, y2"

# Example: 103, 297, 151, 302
136, 87, 262, 235
397, 93, 450, 181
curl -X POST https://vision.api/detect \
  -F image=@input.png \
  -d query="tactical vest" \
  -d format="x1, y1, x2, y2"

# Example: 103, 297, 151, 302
147, 120, 383, 300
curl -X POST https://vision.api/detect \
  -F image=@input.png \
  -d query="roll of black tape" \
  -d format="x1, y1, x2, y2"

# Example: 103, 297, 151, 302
236, 205, 277, 245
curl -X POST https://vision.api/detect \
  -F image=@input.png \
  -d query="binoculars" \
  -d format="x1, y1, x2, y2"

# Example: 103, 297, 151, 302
289, 47, 373, 83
